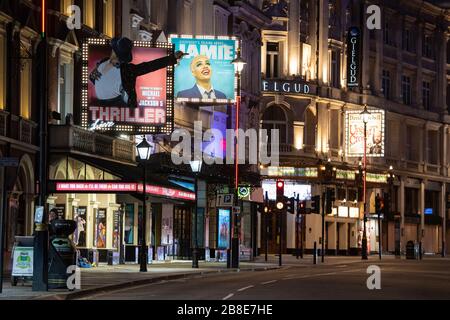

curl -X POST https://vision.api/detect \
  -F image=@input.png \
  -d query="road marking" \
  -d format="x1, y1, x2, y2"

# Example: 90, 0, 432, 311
223, 293, 234, 300
337, 265, 348, 268
237, 285, 255, 292
261, 280, 278, 285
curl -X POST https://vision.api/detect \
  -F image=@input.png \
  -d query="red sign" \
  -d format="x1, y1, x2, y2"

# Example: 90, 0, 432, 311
56, 182, 195, 201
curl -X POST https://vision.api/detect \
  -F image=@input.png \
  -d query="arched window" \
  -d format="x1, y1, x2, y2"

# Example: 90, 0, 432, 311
261, 105, 288, 144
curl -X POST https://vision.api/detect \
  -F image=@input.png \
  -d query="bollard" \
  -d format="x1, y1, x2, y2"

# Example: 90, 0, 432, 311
419, 242, 423, 260
313, 241, 317, 265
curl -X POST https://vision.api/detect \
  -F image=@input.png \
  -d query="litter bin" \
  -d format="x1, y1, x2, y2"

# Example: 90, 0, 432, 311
48, 219, 77, 289
406, 241, 417, 260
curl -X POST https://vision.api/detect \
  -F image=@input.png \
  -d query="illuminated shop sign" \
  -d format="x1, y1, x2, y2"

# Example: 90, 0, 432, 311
263, 167, 318, 178
169, 35, 239, 104
55, 182, 195, 201
345, 109, 385, 158
262, 181, 311, 201
82, 38, 174, 134
366, 173, 388, 184
336, 170, 356, 180
262, 80, 310, 95
347, 27, 361, 88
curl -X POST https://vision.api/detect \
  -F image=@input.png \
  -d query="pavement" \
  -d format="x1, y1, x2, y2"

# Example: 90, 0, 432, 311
1, 254, 447, 300
0, 258, 281, 300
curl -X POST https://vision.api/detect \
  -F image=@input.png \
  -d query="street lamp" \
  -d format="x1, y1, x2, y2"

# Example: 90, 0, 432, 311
230, 46, 246, 269
361, 105, 371, 260
190, 159, 202, 269
137, 137, 152, 272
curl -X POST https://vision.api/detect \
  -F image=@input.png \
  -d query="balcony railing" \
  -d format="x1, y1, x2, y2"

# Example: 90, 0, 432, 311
0, 110, 37, 145
49, 124, 136, 164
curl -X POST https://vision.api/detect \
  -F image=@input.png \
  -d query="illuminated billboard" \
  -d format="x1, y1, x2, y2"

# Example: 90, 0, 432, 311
169, 35, 238, 104
345, 109, 385, 158
217, 208, 231, 250
82, 38, 174, 134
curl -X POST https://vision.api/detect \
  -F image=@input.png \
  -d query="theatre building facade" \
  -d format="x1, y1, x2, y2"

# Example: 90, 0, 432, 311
259, 0, 450, 256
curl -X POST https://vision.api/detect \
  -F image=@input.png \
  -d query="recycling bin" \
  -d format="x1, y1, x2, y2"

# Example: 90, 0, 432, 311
48, 219, 77, 289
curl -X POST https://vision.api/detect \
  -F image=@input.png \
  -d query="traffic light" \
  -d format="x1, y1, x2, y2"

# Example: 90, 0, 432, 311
311, 195, 321, 214
326, 188, 335, 214
286, 197, 295, 214
298, 200, 307, 215
276, 180, 284, 210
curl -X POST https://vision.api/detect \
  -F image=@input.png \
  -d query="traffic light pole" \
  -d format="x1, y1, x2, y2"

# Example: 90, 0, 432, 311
278, 208, 282, 267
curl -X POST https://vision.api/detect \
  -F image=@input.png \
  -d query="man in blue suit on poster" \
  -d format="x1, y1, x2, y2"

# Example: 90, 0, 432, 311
177, 55, 227, 100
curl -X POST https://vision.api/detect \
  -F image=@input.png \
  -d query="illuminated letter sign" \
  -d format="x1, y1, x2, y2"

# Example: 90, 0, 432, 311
262, 80, 310, 95
347, 27, 361, 88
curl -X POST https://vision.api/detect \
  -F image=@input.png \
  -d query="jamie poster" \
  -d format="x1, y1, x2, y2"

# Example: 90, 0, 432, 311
169, 35, 238, 103
83, 39, 174, 134
217, 208, 231, 250
345, 110, 385, 158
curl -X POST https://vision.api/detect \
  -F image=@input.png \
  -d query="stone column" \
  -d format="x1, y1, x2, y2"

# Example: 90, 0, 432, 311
318, 0, 329, 86
440, 183, 447, 256
288, 0, 300, 76
416, 22, 424, 109
437, 30, 449, 115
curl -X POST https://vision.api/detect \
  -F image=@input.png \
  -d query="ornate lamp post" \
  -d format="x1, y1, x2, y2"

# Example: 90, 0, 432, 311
361, 105, 371, 260
190, 159, 202, 268
137, 137, 152, 272
230, 47, 246, 269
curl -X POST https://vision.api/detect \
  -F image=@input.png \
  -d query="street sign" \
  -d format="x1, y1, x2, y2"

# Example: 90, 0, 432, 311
0, 157, 19, 167
216, 194, 233, 207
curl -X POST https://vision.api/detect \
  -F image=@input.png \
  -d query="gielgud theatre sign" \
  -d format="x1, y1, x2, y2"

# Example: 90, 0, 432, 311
262, 80, 310, 94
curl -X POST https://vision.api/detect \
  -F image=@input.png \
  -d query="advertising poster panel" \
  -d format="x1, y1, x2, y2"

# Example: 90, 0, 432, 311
217, 208, 231, 250
95, 209, 107, 248
345, 109, 385, 158
83, 39, 174, 134
169, 35, 238, 104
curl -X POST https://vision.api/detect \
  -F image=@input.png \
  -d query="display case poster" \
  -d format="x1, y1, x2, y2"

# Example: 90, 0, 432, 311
124, 204, 134, 245
113, 210, 120, 249
73, 207, 87, 247
95, 209, 107, 248
217, 208, 231, 249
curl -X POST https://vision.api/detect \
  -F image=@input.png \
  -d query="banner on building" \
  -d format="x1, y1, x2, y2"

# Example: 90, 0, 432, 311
169, 35, 239, 104
82, 38, 174, 134
347, 27, 361, 88
345, 109, 385, 158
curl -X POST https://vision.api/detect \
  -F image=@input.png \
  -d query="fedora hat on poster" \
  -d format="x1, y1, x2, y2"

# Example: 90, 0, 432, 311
111, 37, 134, 64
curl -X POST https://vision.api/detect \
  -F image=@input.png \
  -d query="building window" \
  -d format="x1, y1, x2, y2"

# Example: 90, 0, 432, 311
266, 42, 280, 79
425, 190, 440, 217
382, 70, 391, 99
84, 0, 95, 29
405, 188, 419, 215
261, 105, 288, 144
422, 81, 431, 110
214, 6, 229, 36
423, 35, 434, 59
103, 0, 115, 38
330, 50, 340, 88
0, 33, 5, 110
427, 130, 438, 165
383, 20, 390, 45
406, 125, 419, 162
402, 75, 411, 105
402, 28, 412, 52
58, 62, 74, 124
20, 59, 32, 119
